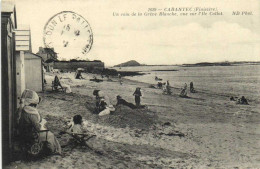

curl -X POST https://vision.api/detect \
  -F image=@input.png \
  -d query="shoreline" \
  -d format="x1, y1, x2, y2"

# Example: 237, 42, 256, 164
7, 72, 260, 168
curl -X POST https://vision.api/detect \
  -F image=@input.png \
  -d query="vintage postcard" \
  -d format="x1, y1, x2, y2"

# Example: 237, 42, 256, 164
1, 0, 260, 168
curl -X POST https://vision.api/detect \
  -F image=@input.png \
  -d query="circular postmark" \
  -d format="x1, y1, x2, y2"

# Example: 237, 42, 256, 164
43, 11, 93, 60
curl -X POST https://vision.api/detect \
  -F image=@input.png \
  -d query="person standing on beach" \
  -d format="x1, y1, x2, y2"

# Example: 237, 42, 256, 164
133, 87, 142, 107
166, 80, 172, 95
190, 82, 195, 93
118, 73, 122, 85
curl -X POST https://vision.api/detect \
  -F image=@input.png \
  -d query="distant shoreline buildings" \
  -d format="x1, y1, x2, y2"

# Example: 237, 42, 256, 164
45, 59, 105, 72
36, 47, 57, 62
36, 46, 105, 72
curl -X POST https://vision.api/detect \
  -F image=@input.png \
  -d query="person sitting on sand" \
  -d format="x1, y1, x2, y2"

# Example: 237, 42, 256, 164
105, 74, 112, 81
63, 115, 96, 146
54, 75, 63, 90
133, 87, 142, 107
163, 80, 172, 95
101, 74, 104, 79
98, 98, 107, 112
230, 96, 237, 101
157, 82, 163, 89
155, 76, 162, 81
116, 95, 137, 109
93, 90, 115, 115
18, 89, 62, 155
107, 75, 112, 81
96, 97, 114, 116
179, 83, 188, 97
236, 96, 249, 105
75, 70, 84, 79
68, 115, 85, 134
116, 95, 146, 109
184, 83, 187, 90
54, 75, 72, 93
190, 82, 195, 93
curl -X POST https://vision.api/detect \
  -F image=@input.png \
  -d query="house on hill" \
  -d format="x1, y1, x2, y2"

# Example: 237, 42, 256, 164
36, 47, 58, 61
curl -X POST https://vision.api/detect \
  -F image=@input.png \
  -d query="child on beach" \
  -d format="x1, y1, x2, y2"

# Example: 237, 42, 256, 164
133, 87, 142, 107
68, 115, 85, 134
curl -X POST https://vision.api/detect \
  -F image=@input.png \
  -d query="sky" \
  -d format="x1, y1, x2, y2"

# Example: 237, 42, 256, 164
10, 0, 260, 66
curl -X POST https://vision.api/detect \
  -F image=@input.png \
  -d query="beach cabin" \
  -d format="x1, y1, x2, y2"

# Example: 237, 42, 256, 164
15, 26, 43, 92
15, 25, 32, 106
1, 1, 17, 164
24, 52, 44, 92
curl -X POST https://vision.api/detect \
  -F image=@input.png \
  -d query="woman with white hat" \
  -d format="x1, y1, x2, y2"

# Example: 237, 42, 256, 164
18, 89, 62, 155
93, 90, 115, 116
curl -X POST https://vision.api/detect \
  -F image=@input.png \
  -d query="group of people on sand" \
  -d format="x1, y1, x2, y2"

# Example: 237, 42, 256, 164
93, 87, 144, 116
230, 96, 249, 105
179, 82, 195, 97
93, 90, 115, 116
15, 70, 250, 161
154, 76, 196, 97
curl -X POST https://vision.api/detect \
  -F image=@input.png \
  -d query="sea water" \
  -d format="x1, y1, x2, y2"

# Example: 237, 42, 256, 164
114, 65, 260, 102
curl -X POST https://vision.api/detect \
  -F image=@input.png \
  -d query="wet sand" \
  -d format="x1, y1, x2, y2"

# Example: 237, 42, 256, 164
7, 72, 260, 169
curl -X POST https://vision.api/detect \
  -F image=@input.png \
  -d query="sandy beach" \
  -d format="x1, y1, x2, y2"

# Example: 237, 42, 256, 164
7, 72, 260, 169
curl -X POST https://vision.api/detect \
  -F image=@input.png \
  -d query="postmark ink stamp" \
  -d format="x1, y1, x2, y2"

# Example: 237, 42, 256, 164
43, 11, 93, 59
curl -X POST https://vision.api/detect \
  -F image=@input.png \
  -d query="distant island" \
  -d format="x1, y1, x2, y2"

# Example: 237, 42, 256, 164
113, 60, 260, 68
114, 60, 144, 67
152, 69, 178, 71
182, 61, 260, 67
182, 62, 232, 67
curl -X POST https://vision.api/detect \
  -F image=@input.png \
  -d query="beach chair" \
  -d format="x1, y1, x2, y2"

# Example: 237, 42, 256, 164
19, 124, 49, 157
51, 81, 65, 92
60, 131, 96, 150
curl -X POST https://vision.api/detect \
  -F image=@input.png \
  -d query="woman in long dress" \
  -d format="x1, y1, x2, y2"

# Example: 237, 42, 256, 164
133, 87, 142, 106
18, 89, 62, 155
